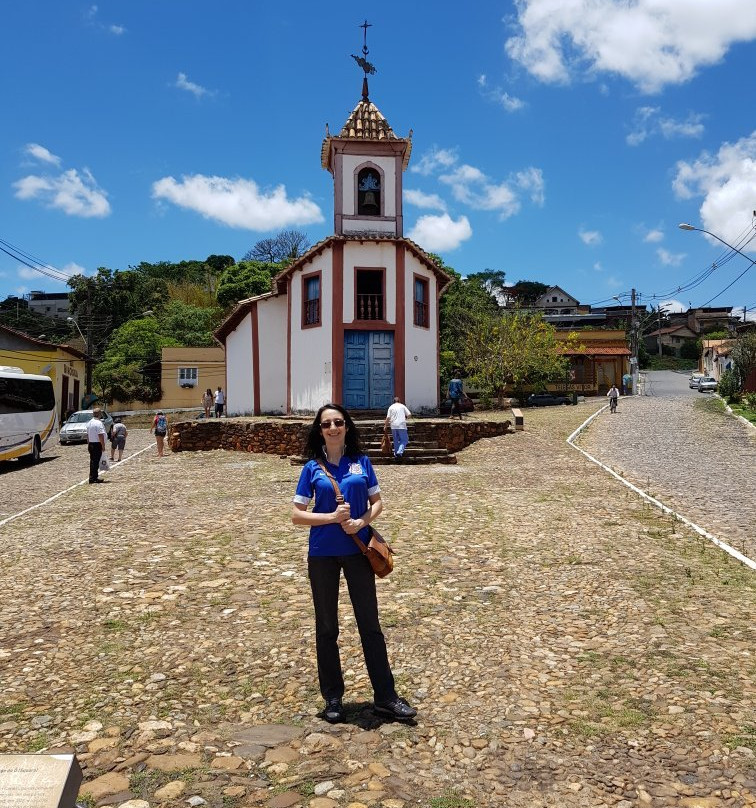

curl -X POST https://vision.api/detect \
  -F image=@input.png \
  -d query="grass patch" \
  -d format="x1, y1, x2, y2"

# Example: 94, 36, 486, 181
0, 703, 26, 716
723, 725, 756, 752
729, 402, 756, 425
429, 791, 475, 808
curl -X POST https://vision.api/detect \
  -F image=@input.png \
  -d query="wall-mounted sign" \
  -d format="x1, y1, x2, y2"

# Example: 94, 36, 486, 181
63, 364, 79, 379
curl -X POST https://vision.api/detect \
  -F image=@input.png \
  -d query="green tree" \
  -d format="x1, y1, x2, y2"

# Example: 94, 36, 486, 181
438, 262, 502, 382
730, 331, 756, 387
155, 300, 223, 347
93, 318, 180, 403
508, 280, 549, 306
462, 310, 568, 405
216, 261, 279, 308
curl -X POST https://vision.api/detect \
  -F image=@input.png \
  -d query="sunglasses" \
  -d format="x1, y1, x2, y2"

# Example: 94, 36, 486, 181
320, 418, 345, 429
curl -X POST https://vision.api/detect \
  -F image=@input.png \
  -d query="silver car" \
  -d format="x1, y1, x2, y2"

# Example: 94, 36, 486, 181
60, 409, 114, 444
696, 377, 717, 393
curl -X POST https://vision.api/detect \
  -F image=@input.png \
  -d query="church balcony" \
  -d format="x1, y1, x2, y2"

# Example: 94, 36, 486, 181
356, 293, 384, 321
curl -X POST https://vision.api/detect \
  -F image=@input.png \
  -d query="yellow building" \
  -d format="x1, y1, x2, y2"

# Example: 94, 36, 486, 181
0, 324, 88, 421
555, 330, 631, 395
111, 347, 225, 413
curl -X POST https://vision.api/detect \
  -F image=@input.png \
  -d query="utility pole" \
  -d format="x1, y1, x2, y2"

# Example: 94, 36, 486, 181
631, 288, 639, 395
657, 305, 663, 357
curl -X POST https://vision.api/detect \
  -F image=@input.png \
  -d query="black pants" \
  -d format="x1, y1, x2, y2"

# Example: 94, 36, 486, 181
450, 397, 463, 418
308, 553, 396, 703
88, 441, 102, 482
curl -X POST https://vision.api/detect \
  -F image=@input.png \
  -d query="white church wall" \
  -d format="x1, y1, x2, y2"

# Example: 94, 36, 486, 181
290, 255, 333, 412
225, 315, 254, 416
343, 241, 397, 323
257, 296, 288, 413
341, 154, 397, 216
404, 258, 439, 411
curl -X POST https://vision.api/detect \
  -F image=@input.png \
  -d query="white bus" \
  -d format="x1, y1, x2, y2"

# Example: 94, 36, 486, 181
0, 366, 58, 463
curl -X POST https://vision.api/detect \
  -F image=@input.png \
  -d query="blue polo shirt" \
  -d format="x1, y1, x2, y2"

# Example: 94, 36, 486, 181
293, 454, 380, 556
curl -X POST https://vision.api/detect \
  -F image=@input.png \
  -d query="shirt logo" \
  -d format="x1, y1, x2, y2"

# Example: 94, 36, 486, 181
348, 463, 363, 476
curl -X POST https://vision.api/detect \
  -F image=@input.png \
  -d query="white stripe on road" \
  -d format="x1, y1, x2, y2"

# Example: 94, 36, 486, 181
567, 403, 756, 572
0, 444, 154, 530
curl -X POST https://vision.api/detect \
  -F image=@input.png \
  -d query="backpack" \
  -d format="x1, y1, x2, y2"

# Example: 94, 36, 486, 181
156, 415, 167, 432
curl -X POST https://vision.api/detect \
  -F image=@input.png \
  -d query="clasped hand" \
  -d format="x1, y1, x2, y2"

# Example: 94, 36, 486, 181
332, 502, 362, 534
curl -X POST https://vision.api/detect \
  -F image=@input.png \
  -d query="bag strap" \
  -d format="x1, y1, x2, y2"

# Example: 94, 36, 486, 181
316, 460, 370, 554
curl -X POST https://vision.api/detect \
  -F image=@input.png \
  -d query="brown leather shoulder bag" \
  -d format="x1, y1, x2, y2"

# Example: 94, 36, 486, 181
316, 460, 395, 578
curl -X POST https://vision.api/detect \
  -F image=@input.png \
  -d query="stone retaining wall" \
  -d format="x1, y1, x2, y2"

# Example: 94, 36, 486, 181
168, 418, 512, 456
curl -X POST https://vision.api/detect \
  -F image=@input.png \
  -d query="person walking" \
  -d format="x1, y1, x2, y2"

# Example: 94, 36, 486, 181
109, 419, 128, 462
202, 388, 213, 419
214, 386, 225, 418
86, 407, 107, 484
448, 372, 464, 420
291, 403, 417, 724
151, 410, 169, 457
384, 396, 411, 460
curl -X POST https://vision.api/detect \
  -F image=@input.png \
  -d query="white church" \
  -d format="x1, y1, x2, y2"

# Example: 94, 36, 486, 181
215, 72, 451, 415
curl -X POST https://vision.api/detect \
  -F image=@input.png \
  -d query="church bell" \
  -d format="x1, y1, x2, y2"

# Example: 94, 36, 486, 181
362, 190, 379, 214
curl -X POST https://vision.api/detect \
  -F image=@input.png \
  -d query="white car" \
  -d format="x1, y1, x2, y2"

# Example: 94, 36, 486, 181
689, 372, 705, 388
60, 409, 114, 444
696, 377, 717, 393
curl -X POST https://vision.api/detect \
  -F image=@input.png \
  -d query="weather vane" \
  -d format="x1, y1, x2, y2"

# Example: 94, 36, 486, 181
351, 20, 377, 78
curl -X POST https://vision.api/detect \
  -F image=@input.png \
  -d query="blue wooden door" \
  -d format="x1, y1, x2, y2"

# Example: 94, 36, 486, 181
343, 331, 394, 409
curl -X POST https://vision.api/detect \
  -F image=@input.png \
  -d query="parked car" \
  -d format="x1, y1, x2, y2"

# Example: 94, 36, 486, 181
527, 393, 574, 407
59, 409, 114, 444
696, 377, 717, 393
689, 372, 705, 388
439, 396, 475, 415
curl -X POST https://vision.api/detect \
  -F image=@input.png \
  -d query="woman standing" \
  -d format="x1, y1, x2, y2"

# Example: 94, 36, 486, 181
291, 403, 416, 724
202, 388, 213, 419
151, 410, 169, 457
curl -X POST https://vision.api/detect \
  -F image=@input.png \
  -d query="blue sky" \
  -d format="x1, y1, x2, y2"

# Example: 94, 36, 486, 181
2, 1, 755, 319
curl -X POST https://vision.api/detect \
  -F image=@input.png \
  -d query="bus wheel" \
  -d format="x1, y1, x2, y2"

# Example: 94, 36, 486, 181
30, 437, 41, 463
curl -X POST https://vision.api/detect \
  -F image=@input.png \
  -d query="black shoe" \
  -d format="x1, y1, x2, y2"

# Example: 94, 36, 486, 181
374, 696, 417, 719
323, 698, 345, 724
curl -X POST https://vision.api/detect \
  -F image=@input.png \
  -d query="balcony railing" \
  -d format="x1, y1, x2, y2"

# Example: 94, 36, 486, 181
357, 293, 383, 321
304, 298, 320, 325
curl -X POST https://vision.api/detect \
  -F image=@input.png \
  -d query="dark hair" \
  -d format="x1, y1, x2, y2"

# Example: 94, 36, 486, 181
304, 402, 361, 460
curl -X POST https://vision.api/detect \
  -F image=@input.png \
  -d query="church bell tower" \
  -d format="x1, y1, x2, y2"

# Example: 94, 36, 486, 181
320, 23, 412, 238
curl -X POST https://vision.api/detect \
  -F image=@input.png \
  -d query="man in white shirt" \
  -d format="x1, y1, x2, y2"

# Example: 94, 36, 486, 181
214, 386, 225, 418
384, 397, 411, 460
86, 407, 107, 483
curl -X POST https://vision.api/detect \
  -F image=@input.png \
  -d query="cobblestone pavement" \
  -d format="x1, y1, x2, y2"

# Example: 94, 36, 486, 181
0, 405, 754, 808
577, 385, 756, 562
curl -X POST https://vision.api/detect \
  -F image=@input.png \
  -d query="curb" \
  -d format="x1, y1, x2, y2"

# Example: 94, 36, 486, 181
566, 400, 756, 572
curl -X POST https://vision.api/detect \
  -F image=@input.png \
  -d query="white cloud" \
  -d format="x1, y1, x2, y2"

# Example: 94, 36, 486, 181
505, 0, 756, 93
404, 189, 447, 211
579, 229, 602, 246
13, 168, 110, 218
660, 298, 686, 313
627, 107, 705, 146
644, 228, 664, 243
24, 143, 61, 166
594, 262, 603, 272
407, 213, 472, 252
514, 167, 545, 205
109, 24, 126, 35
151, 174, 324, 230
657, 248, 685, 266
672, 131, 756, 251
410, 147, 458, 176
477, 74, 525, 112
175, 72, 212, 99
605, 275, 624, 289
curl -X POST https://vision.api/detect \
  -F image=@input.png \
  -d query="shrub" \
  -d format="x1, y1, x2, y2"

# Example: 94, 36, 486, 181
744, 392, 756, 410
717, 369, 741, 402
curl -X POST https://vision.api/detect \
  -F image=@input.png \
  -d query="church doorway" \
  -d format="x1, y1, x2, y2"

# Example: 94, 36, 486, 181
343, 331, 394, 410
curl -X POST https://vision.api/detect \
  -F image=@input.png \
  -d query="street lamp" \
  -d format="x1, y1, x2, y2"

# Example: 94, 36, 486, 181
67, 316, 92, 397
